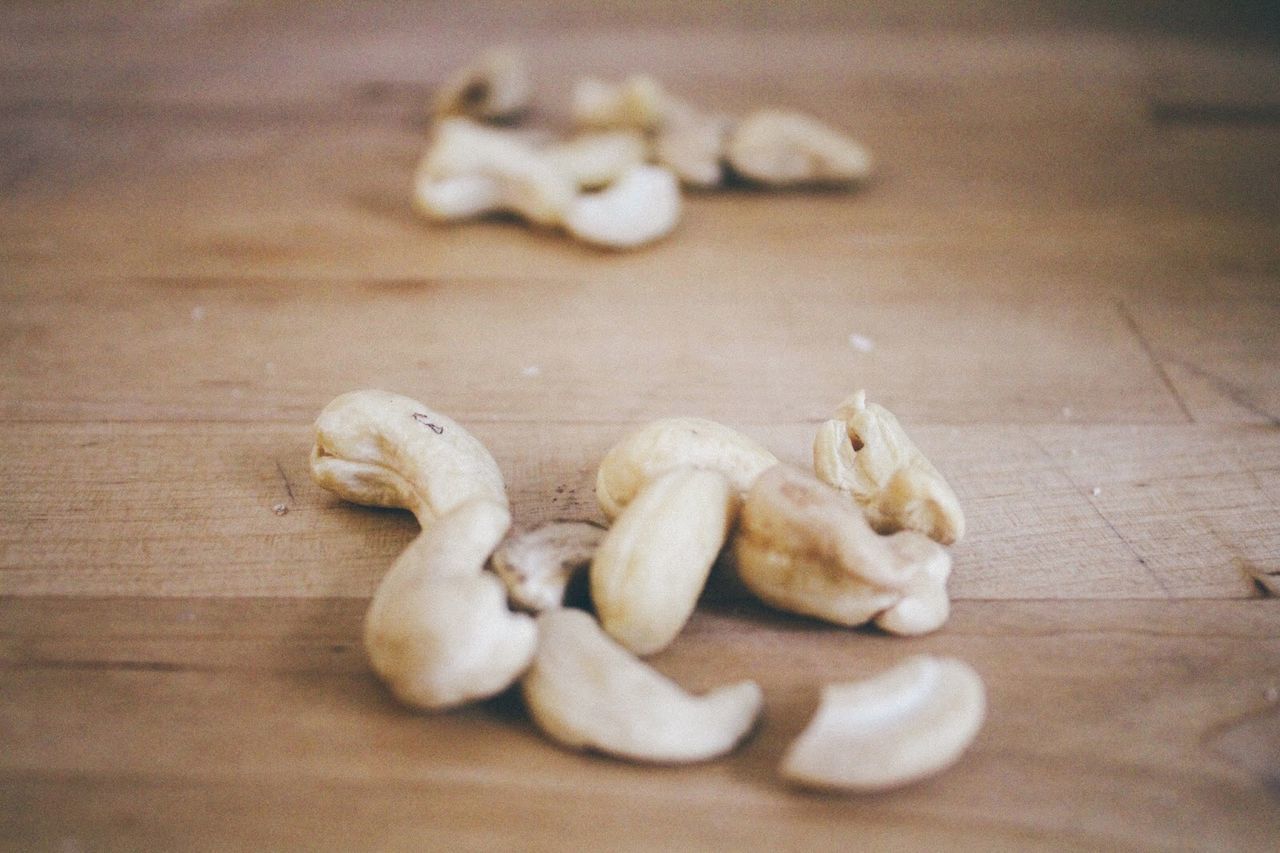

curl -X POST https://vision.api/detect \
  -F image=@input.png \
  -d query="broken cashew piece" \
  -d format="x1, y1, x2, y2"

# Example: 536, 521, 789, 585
591, 467, 735, 655
572, 75, 673, 132
734, 465, 951, 632
434, 46, 531, 122
310, 389, 507, 526
564, 164, 681, 249
813, 390, 965, 544
595, 417, 779, 521
544, 130, 648, 190
522, 608, 763, 763
781, 656, 986, 791
414, 118, 576, 227
727, 109, 872, 186
491, 520, 606, 612
365, 498, 538, 710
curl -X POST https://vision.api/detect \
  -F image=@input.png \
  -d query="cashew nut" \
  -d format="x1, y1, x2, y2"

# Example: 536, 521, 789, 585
733, 465, 951, 632
595, 417, 779, 521
413, 118, 576, 227
365, 498, 538, 710
781, 656, 986, 791
591, 467, 735, 655
310, 389, 507, 526
544, 130, 648, 190
434, 46, 531, 122
521, 608, 763, 763
572, 75, 673, 132
563, 164, 682, 250
813, 390, 965, 544
491, 520, 606, 612
727, 109, 872, 186
654, 111, 731, 188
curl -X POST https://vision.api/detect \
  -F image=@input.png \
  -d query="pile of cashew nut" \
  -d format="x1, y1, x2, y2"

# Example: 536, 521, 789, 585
416, 47, 874, 250
311, 388, 981, 791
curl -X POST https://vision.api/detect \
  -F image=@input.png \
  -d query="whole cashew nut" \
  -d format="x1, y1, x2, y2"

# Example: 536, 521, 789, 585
781, 655, 986, 791
521, 608, 763, 763
727, 109, 872, 186
813, 390, 965, 544
654, 110, 732, 188
595, 417, 779, 521
310, 389, 507, 526
365, 498, 537, 710
733, 465, 951, 633
414, 118, 577, 227
563, 164, 682, 250
591, 467, 736, 655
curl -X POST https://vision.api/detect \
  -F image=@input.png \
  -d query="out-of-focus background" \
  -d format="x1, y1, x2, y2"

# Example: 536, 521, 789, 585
2, 2, 1278, 849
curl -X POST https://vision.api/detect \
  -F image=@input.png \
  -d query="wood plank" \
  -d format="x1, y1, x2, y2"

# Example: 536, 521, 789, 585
3, 421, 1275, 599
1, 596, 1277, 851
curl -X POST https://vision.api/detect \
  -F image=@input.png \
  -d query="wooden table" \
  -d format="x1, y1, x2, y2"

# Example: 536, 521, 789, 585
3, 2, 1278, 849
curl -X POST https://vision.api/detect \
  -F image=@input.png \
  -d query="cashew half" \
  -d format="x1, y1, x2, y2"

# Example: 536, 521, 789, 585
544, 130, 648, 190
563, 164, 682, 250
521, 608, 763, 763
733, 465, 951, 632
727, 109, 872, 186
434, 46, 531, 122
365, 498, 538, 710
572, 75, 673, 132
414, 118, 577, 227
591, 467, 735, 655
781, 656, 986, 791
813, 390, 965, 544
491, 520, 606, 612
310, 389, 507, 526
595, 417, 779, 521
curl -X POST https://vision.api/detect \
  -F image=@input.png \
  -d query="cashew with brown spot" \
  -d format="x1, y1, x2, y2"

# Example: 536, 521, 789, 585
781, 655, 986, 791
522, 608, 763, 763
595, 417, 779, 521
434, 46, 531, 122
310, 389, 507, 525
364, 498, 538, 710
544, 130, 648, 190
491, 520, 606, 612
733, 465, 951, 633
591, 467, 736, 655
413, 118, 577, 227
813, 390, 965, 544
727, 109, 872, 186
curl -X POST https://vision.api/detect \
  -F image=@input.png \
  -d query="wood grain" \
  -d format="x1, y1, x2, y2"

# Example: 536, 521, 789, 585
2, 1, 1278, 849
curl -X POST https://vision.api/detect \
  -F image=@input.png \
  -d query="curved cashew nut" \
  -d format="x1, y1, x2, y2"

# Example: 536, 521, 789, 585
813, 390, 965, 544
521, 608, 763, 763
781, 656, 986, 791
733, 465, 951, 633
434, 46, 531, 122
595, 417, 779, 521
365, 498, 537, 710
491, 520, 606, 612
310, 389, 507, 526
563, 165, 682, 250
544, 130, 648, 190
414, 118, 577, 227
591, 467, 736, 655
727, 109, 872, 186
655, 111, 732, 188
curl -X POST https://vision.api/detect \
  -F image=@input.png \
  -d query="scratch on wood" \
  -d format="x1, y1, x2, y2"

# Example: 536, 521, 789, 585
1170, 358, 1280, 428
1026, 430, 1172, 598
275, 460, 295, 503
1114, 299, 1195, 424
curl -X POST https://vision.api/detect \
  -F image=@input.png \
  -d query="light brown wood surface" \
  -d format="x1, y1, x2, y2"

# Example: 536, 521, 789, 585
2, 2, 1278, 849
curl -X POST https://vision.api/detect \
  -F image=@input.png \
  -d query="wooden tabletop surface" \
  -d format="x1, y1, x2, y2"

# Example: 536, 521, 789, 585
3, 2, 1279, 849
